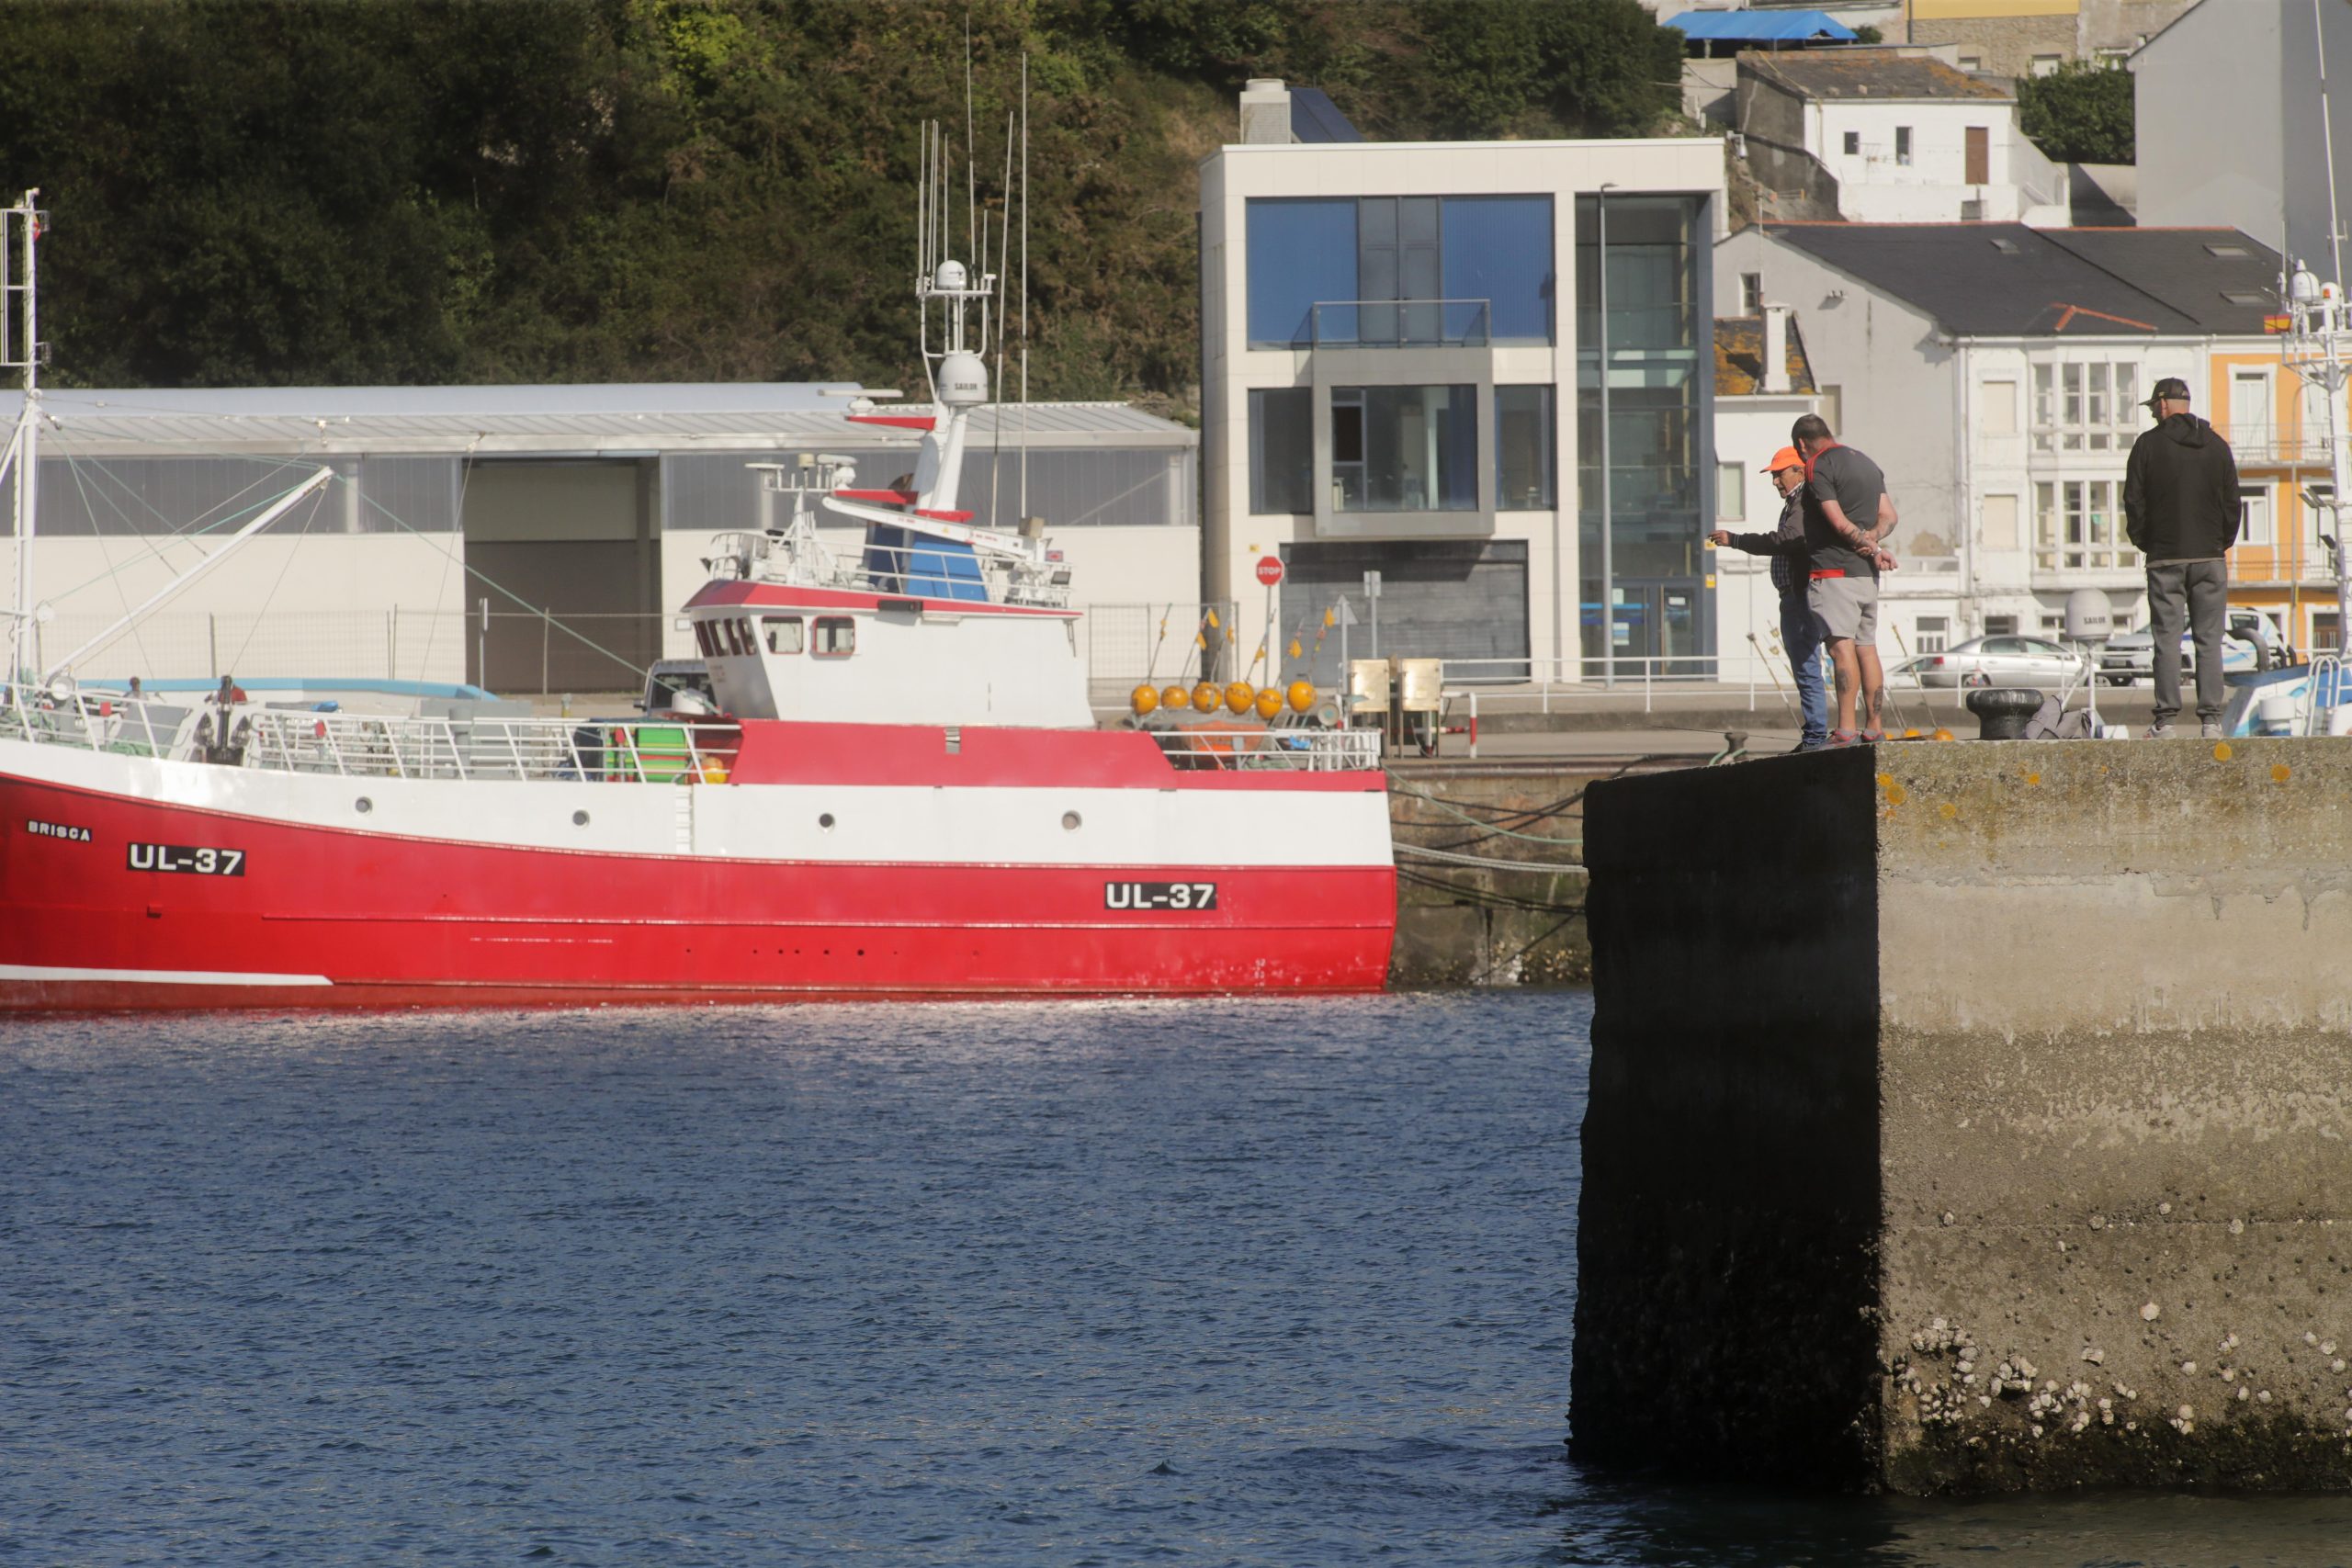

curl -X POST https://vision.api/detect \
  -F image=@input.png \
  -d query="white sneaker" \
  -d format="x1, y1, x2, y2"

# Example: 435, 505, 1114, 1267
2145, 721, 2174, 739
2201, 719, 2224, 740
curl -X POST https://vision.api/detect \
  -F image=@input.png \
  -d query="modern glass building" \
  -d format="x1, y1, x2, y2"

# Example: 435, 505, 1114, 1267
1199, 84, 1724, 682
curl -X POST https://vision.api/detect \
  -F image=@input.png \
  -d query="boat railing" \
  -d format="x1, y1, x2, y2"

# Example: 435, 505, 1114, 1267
4, 692, 744, 785
1146, 724, 1383, 773
238, 710, 743, 784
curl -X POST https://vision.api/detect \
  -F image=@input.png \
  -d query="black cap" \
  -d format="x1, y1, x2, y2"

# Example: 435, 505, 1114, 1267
2146, 376, 2191, 409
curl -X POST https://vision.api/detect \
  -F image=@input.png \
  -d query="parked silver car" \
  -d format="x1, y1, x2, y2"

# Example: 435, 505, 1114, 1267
1914, 636, 2094, 688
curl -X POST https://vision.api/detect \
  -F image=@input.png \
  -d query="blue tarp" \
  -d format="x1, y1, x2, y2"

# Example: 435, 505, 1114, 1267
1665, 9, 1856, 42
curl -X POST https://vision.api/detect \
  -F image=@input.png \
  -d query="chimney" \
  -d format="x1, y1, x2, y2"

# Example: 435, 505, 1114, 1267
1240, 78, 1293, 145
1760, 303, 1792, 395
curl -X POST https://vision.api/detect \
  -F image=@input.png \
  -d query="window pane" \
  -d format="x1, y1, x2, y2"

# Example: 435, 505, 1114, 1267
1498, 386, 1556, 510
1442, 195, 1555, 344
1715, 461, 1743, 522
762, 616, 804, 655
1247, 199, 1357, 347
814, 617, 855, 656
1336, 385, 1477, 512
1248, 388, 1313, 514
2113, 363, 2138, 415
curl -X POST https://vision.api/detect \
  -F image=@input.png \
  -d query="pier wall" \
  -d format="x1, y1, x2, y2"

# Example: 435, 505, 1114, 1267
1386, 768, 1595, 987
1573, 739, 2352, 1493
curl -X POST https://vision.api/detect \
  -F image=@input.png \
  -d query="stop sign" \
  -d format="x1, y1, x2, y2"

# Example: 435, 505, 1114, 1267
1255, 555, 1284, 587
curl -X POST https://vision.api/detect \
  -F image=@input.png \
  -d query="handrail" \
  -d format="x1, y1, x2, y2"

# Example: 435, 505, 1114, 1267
1145, 725, 1382, 773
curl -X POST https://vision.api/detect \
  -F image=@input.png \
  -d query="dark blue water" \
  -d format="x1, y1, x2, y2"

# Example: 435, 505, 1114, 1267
6, 993, 2350, 1566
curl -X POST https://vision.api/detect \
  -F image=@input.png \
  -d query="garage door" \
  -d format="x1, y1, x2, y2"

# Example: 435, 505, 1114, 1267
1280, 540, 1530, 686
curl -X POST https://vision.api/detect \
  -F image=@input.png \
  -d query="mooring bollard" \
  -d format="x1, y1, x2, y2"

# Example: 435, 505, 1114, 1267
1963, 686, 2043, 740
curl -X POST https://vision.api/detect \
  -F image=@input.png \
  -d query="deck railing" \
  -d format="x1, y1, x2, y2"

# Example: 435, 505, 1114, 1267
1145, 724, 1383, 773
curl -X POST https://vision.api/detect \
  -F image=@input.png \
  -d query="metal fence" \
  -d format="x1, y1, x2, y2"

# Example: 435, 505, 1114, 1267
29, 609, 475, 686
1083, 602, 1243, 690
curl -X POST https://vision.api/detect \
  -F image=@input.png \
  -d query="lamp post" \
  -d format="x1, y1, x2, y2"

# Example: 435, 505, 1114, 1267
1597, 183, 1617, 689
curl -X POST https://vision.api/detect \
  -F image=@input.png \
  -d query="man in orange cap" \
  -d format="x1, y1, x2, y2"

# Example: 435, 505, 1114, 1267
1712, 446, 1827, 749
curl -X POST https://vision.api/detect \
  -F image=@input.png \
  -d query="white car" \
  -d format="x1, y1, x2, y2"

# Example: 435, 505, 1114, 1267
1913, 636, 2095, 688
2098, 612, 2285, 685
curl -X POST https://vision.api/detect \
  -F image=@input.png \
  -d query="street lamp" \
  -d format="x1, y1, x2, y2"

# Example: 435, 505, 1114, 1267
1597, 182, 1617, 689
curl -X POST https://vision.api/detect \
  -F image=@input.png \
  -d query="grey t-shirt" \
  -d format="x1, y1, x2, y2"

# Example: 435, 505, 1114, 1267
1801, 444, 1886, 580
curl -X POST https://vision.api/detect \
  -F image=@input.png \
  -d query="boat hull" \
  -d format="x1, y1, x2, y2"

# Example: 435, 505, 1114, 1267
0, 756, 1396, 1011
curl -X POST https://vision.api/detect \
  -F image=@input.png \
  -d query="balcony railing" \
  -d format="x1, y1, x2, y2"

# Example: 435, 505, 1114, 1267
2224, 434, 2334, 466
1309, 299, 1491, 349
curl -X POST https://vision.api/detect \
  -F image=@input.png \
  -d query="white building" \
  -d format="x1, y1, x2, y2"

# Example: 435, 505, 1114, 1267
1716, 220, 2301, 649
1736, 49, 2070, 225
0, 386, 1198, 694
2134, 0, 2352, 277
1198, 80, 1727, 683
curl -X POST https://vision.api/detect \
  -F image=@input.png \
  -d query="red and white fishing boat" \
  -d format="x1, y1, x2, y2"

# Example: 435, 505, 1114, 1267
0, 175, 1395, 1011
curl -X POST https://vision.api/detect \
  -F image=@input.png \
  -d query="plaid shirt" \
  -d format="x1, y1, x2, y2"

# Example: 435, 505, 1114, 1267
1721, 492, 1809, 600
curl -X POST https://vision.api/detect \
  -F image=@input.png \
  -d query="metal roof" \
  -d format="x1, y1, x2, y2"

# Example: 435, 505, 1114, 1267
1668, 9, 1855, 42
1764, 223, 2281, 338
0, 384, 1195, 457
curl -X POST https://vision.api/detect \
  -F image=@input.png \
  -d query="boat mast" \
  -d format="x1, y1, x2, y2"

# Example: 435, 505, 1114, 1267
5, 189, 41, 685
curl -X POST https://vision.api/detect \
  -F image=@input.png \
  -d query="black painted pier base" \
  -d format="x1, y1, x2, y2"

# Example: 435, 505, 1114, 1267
1572, 740, 2352, 1494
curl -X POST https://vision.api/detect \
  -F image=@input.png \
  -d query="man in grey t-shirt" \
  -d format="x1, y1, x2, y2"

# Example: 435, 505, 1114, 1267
1792, 414, 1899, 742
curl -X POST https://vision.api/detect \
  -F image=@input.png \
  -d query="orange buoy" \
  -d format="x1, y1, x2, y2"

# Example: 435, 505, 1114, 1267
1224, 681, 1255, 716
1131, 684, 1159, 716
1286, 680, 1316, 713
1193, 682, 1221, 713
1161, 684, 1192, 711
1253, 687, 1283, 720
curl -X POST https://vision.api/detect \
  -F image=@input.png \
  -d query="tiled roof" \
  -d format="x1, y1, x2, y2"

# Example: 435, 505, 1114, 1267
1714, 315, 1818, 395
1762, 223, 2281, 338
1741, 49, 2012, 102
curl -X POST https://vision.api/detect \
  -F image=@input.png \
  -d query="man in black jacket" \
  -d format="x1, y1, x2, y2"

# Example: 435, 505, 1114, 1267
2124, 376, 2241, 739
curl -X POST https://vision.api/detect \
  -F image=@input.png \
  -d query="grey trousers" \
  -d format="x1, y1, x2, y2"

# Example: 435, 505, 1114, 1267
2146, 558, 2228, 722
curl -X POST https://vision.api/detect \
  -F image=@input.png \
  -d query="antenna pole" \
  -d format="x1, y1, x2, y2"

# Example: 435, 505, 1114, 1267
2323, 0, 2346, 292
1020, 53, 1030, 523
6, 190, 39, 690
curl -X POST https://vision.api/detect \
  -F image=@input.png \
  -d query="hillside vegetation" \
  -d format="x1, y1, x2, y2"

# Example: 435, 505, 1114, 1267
0, 0, 1679, 415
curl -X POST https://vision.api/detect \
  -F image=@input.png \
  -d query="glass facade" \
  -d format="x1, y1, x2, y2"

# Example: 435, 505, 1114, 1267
1495, 386, 1555, 511
1246, 199, 1356, 348
1575, 193, 1710, 669
1249, 388, 1313, 515
1330, 385, 1477, 512
1246, 196, 1554, 349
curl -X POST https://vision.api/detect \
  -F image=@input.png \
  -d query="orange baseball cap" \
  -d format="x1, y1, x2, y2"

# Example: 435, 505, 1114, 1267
1762, 446, 1804, 473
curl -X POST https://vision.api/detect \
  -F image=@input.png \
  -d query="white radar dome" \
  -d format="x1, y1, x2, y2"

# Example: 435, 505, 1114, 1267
935, 260, 968, 291
936, 350, 989, 407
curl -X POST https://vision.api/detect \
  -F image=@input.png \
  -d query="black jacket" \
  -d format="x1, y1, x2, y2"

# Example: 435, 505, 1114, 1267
2124, 413, 2241, 560
1721, 492, 1808, 597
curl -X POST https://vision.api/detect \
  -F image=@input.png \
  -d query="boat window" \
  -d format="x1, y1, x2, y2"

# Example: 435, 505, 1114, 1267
813, 616, 856, 657
738, 617, 756, 651
763, 615, 806, 655
694, 620, 718, 658
724, 619, 747, 657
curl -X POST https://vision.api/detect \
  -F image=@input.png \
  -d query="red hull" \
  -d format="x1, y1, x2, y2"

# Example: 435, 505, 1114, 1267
0, 773, 1396, 1011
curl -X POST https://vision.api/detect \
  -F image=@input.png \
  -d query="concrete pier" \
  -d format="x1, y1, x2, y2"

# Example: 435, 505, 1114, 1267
1572, 739, 2352, 1493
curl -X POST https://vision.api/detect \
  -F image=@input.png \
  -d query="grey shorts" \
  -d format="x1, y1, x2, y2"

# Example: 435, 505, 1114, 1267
1808, 573, 1879, 643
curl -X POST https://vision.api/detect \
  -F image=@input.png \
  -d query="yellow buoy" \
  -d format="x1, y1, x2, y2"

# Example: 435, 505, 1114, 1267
700, 756, 730, 784
1193, 682, 1221, 713
1131, 684, 1159, 716
1287, 680, 1316, 713
1224, 681, 1255, 715
1254, 687, 1283, 720
1162, 683, 1192, 711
